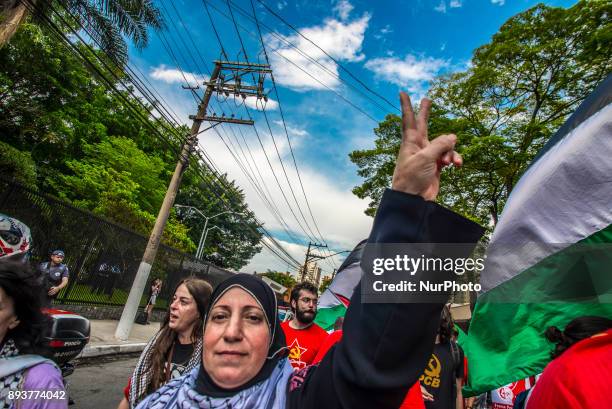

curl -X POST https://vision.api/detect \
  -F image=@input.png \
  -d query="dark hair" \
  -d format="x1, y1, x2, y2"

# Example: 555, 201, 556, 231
545, 316, 612, 359
290, 282, 318, 310
438, 305, 455, 344
147, 277, 213, 392
0, 261, 50, 354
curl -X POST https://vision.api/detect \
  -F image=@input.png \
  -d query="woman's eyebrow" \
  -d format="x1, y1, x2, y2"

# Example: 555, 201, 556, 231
210, 304, 263, 312
242, 305, 264, 313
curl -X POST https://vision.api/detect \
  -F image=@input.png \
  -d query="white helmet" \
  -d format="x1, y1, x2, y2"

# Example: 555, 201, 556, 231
0, 214, 32, 261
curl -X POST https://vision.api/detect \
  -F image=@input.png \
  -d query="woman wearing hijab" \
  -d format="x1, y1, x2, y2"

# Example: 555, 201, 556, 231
135, 92, 485, 409
118, 278, 213, 409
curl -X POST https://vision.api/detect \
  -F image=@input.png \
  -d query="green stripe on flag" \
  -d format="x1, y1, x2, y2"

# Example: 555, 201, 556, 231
314, 304, 347, 331
464, 224, 612, 395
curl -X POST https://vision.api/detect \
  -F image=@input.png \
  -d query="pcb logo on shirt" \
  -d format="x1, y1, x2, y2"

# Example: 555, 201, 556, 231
288, 338, 308, 370
419, 354, 441, 388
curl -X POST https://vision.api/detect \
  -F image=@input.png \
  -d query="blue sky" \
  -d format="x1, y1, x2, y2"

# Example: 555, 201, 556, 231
128, 0, 577, 276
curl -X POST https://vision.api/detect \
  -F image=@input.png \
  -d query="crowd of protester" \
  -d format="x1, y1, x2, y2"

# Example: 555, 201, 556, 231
1, 91, 610, 409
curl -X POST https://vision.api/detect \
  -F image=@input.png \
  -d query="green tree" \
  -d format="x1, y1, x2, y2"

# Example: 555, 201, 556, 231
0, 0, 164, 65
261, 270, 297, 290
350, 1, 611, 226
0, 22, 262, 267
51, 136, 195, 251
0, 140, 37, 188
176, 175, 263, 271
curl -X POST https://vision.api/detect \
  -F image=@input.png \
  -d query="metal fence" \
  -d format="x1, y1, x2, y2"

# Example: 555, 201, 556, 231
0, 178, 234, 309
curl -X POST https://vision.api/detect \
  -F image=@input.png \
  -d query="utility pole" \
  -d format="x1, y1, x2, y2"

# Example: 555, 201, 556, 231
115, 60, 271, 340
300, 242, 327, 282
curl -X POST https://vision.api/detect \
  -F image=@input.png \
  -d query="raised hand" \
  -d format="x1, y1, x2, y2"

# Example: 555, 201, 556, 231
391, 92, 461, 201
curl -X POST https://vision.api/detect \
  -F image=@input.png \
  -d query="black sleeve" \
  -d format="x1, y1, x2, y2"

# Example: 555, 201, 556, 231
287, 189, 484, 409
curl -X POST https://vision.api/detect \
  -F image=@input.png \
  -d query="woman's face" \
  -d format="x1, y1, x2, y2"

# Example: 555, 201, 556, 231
0, 286, 20, 344
168, 284, 200, 337
203, 287, 271, 389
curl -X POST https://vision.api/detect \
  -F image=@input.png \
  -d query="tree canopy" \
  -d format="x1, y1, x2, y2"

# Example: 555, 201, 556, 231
0, 22, 262, 267
350, 1, 611, 227
260, 270, 298, 292
0, 0, 164, 66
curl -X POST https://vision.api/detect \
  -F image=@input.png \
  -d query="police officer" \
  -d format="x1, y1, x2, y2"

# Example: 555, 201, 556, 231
39, 249, 70, 306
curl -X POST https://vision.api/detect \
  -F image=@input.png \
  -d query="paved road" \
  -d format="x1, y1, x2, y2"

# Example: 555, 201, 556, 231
69, 354, 139, 409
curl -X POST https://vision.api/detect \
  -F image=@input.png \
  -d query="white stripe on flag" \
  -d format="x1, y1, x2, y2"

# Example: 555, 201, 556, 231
482, 103, 612, 292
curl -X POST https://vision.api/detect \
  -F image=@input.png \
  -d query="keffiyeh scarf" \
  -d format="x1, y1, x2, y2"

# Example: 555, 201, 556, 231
0, 339, 22, 409
129, 332, 202, 408
135, 359, 293, 409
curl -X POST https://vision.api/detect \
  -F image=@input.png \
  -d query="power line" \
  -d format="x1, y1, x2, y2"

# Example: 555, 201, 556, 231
248, 0, 339, 269
202, 0, 229, 60
212, 125, 301, 244
254, 0, 400, 113
202, 0, 325, 247
160, 0, 306, 251
26, 0, 300, 271
223, 0, 323, 245
218, 0, 391, 120
204, 0, 379, 123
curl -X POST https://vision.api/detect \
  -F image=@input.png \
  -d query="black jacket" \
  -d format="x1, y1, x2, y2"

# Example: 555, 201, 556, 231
288, 189, 484, 408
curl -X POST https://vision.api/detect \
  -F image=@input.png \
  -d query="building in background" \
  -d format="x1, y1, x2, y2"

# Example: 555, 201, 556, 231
299, 261, 322, 286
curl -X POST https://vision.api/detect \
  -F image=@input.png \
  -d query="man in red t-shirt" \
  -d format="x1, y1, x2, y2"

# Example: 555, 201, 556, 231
281, 282, 328, 371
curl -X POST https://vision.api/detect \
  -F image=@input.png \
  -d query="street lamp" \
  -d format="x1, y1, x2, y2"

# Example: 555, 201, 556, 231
174, 205, 245, 260
200, 225, 226, 259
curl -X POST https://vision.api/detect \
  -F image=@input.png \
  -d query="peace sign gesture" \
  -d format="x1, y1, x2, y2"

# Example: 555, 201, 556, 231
391, 92, 461, 201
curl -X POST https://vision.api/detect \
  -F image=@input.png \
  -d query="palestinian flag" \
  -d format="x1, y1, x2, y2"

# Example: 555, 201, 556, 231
464, 75, 612, 395
314, 240, 366, 331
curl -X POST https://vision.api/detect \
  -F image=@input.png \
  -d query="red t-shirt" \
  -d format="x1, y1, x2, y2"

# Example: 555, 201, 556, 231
526, 329, 612, 409
312, 329, 344, 364
281, 321, 328, 371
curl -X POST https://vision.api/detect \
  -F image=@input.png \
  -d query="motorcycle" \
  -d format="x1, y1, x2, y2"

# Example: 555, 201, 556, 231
42, 308, 91, 405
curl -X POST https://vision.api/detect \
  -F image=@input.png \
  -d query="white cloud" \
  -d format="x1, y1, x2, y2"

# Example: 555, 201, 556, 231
273, 120, 309, 137
374, 24, 393, 40
265, 14, 370, 91
277, 1, 287, 10
333, 0, 354, 21
434, 1, 447, 13
150, 65, 207, 88
364, 54, 447, 88
450, 0, 462, 8
491, 0, 505, 5
244, 238, 306, 274
194, 118, 372, 274
380, 25, 393, 35
244, 96, 279, 111
140, 63, 373, 276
